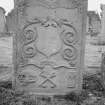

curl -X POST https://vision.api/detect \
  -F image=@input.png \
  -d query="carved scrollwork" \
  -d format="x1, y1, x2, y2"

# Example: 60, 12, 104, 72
63, 46, 77, 61
63, 31, 75, 45
23, 44, 37, 58
23, 27, 37, 44
22, 24, 38, 58
62, 24, 77, 45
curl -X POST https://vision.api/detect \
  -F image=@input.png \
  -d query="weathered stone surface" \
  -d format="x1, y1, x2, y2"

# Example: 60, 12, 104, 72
0, 36, 13, 81
84, 4, 105, 75
7, 0, 87, 95
98, 5, 105, 44
100, 5, 105, 35
0, 33, 13, 81
0, 7, 6, 33
0, 37, 12, 66
87, 11, 101, 36
85, 35, 104, 74
0, 7, 13, 81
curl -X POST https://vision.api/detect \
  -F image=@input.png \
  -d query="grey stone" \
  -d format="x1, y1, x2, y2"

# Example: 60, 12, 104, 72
6, 0, 87, 96
0, 7, 6, 33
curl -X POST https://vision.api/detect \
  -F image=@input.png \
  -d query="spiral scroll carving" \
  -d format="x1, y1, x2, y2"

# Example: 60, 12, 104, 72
22, 24, 38, 58
63, 32, 75, 45
62, 25, 77, 46
23, 44, 36, 58
63, 46, 77, 61
23, 29, 37, 44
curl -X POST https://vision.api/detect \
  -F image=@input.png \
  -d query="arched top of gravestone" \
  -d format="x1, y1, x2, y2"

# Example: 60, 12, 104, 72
14, 0, 86, 9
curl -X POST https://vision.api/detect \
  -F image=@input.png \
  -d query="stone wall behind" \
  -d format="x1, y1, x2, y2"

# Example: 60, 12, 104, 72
85, 35, 105, 74
0, 36, 13, 81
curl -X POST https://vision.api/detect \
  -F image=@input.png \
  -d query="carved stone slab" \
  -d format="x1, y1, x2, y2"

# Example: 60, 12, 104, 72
11, 0, 87, 95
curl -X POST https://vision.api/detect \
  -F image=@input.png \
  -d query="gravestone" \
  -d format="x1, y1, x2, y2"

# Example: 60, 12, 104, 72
100, 5, 105, 36
99, 5, 105, 43
0, 7, 6, 34
7, 0, 87, 99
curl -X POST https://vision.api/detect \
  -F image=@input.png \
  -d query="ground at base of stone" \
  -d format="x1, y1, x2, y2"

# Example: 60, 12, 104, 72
0, 72, 105, 105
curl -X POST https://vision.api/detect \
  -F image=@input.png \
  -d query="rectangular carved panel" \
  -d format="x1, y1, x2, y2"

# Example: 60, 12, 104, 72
13, 0, 87, 95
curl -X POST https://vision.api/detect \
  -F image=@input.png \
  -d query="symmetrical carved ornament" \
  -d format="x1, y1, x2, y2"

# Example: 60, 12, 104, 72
16, 17, 78, 90
13, 0, 87, 94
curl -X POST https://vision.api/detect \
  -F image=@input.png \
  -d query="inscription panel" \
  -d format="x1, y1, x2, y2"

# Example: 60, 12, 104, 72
13, 0, 87, 95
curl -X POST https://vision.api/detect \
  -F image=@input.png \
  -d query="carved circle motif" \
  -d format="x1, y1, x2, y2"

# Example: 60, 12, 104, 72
63, 32, 75, 44
23, 45, 36, 58
62, 25, 77, 45
24, 29, 37, 44
63, 46, 77, 61
22, 24, 38, 58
